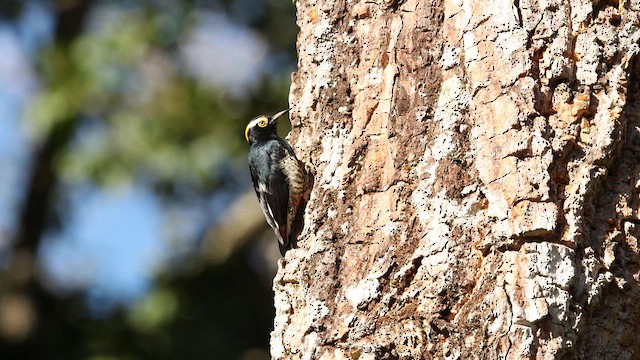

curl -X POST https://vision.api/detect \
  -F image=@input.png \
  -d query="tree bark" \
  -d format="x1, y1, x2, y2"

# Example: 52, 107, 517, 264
273, 0, 640, 358
0, 0, 90, 354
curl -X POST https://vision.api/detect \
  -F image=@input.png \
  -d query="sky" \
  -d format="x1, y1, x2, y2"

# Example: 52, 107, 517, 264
0, 1, 271, 313
39, 185, 167, 314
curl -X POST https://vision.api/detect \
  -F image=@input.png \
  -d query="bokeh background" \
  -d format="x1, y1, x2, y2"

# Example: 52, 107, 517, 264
0, 0, 297, 358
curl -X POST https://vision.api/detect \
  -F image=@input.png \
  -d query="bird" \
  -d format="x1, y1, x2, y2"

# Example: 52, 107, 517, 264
245, 109, 307, 256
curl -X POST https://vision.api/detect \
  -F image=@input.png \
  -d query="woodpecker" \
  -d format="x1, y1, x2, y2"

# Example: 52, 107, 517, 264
246, 109, 306, 256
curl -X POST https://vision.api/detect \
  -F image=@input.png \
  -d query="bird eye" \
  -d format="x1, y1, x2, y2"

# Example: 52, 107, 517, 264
257, 117, 268, 127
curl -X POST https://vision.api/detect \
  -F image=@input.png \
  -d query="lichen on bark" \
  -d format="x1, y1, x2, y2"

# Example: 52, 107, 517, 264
273, 0, 640, 358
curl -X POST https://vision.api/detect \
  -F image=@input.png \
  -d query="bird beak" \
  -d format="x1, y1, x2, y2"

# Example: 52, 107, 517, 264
269, 108, 290, 124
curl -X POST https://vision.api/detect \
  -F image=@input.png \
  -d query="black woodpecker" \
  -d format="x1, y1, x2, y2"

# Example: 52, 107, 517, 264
246, 109, 306, 256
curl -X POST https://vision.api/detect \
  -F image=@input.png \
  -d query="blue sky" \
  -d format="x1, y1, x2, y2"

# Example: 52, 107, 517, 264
0, 1, 271, 312
39, 185, 164, 311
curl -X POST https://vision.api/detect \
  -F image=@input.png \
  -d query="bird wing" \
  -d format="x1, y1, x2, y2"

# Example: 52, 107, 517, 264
266, 146, 291, 249
249, 143, 290, 250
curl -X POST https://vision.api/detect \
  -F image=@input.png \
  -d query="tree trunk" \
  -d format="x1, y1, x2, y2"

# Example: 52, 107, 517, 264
0, 1, 90, 355
273, 0, 640, 358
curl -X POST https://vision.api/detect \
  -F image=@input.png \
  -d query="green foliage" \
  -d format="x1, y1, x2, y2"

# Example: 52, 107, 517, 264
129, 288, 179, 331
28, 7, 284, 190
3, 0, 297, 358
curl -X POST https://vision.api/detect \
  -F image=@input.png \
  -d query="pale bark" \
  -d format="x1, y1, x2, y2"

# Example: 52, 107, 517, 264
273, 0, 640, 358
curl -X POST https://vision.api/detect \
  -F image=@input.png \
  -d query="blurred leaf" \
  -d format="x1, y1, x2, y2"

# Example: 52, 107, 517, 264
129, 288, 178, 332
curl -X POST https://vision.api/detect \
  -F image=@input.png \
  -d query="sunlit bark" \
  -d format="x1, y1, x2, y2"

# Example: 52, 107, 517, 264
273, 0, 640, 358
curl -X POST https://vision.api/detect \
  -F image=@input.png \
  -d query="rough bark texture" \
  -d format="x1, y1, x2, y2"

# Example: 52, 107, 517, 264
273, 0, 640, 358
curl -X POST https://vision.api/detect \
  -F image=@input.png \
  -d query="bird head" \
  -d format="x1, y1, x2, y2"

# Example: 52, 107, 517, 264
245, 109, 289, 144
